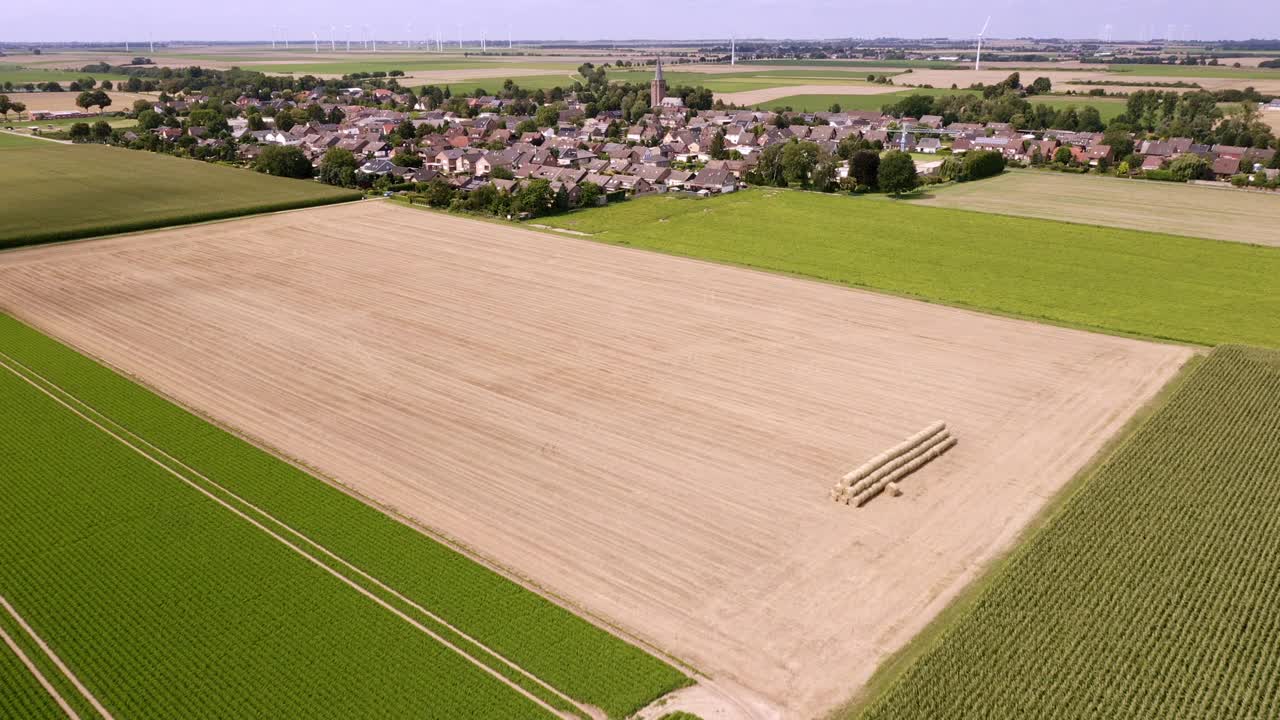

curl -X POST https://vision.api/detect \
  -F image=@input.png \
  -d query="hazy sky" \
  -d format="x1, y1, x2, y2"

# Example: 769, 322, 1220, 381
5, 0, 1279, 43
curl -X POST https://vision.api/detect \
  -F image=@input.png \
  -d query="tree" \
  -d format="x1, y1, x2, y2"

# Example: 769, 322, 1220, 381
1028, 77, 1052, 95
391, 151, 423, 168
962, 150, 1006, 181
9, 101, 24, 121
828, 102, 842, 113
781, 141, 819, 187
318, 147, 359, 187
751, 143, 786, 187
1053, 146, 1074, 164
68, 122, 91, 142
0, 95, 10, 120
91, 120, 111, 141
513, 178, 554, 216
327, 106, 345, 125
75, 91, 95, 114
849, 149, 881, 188
578, 181, 602, 207
1169, 154, 1210, 182
254, 145, 313, 179
877, 151, 919, 195
811, 153, 838, 192
534, 103, 560, 128
709, 130, 726, 160
1102, 127, 1135, 159
1077, 106, 1104, 132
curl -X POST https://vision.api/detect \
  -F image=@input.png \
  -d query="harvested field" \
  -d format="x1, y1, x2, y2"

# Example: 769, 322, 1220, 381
914, 170, 1280, 247
13, 91, 157, 114
0, 201, 1192, 719
715, 84, 900, 106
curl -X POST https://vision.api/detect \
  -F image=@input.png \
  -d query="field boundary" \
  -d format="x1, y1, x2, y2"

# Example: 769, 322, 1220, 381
0, 595, 113, 720
0, 350, 597, 720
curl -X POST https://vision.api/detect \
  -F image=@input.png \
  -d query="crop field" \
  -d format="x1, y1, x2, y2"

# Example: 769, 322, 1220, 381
914, 170, 1280, 247
0, 312, 688, 718
10, 91, 157, 114
0, 140, 358, 247
850, 345, 1280, 719
540, 189, 1280, 348
0, 200, 1190, 717
0, 62, 132, 86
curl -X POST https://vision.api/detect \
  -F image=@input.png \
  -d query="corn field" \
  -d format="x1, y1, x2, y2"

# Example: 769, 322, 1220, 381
856, 345, 1280, 719
0, 314, 687, 719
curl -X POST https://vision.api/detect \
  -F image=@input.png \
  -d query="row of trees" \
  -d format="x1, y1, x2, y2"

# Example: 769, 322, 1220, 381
747, 138, 923, 195
0, 95, 28, 121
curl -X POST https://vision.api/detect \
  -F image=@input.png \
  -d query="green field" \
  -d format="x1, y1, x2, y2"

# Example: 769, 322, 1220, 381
742, 59, 965, 69
251, 59, 576, 75
752, 88, 1125, 120
1104, 63, 1280, 79
848, 344, 1280, 719
0, 140, 359, 247
605, 69, 873, 93
537, 189, 1280, 348
0, 62, 132, 86
0, 313, 688, 718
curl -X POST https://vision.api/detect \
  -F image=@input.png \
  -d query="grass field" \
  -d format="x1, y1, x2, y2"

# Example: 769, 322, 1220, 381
752, 88, 1126, 120
538, 189, 1280, 348
0, 312, 688, 718
1105, 63, 1280, 79
848, 344, 1280, 719
251, 59, 577, 75
0, 62, 132, 86
914, 170, 1280, 247
0, 140, 358, 247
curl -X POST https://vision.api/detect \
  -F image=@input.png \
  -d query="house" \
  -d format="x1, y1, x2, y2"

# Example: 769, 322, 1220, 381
1211, 155, 1241, 179
915, 138, 942, 154
1140, 155, 1166, 172
1085, 144, 1113, 165
687, 167, 737, 194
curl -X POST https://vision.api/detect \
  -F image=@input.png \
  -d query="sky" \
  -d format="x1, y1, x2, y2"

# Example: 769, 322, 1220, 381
4, 0, 1279, 43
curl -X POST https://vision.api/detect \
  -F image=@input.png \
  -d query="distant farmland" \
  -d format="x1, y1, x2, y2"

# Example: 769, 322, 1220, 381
0, 140, 357, 247
539, 189, 1280, 348
913, 170, 1280, 247
850, 345, 1280, 719
751, 88, 1126, 121
0, 313, 688, 719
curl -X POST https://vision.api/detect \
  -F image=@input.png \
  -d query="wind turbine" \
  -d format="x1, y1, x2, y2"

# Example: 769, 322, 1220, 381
482, 29, 486, 53
313, 31, 320, 53
508, 24, 512, 49
272, 27, 277, 50
458, 23, 463, 50
974, 16, 991, 72
731, 35, 736, 65
345, 25, 352, 52
407, 22, 413, 48
330, 25, 337, 52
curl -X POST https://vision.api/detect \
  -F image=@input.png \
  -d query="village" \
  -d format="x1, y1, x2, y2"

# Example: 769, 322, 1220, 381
14, 59, 1280, 206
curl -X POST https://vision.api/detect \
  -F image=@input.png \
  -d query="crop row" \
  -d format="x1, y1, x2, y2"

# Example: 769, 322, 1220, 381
0, 313, 688, 717
0, 359, 558, 718
853, 345, 1280, 718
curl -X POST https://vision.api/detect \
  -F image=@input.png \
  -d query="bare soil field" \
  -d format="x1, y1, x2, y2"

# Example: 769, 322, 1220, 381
717, 84, 902, 106
0, 201, 1191, 719
915, 170, 1280, 247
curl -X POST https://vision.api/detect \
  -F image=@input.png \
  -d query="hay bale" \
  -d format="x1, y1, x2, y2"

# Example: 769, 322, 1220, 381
847, 428, 950, 498
855, 436, 957, 507
840, 420, 946, 487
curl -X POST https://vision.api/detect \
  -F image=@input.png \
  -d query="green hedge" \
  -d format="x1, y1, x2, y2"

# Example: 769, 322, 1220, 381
0, 193, 362, 250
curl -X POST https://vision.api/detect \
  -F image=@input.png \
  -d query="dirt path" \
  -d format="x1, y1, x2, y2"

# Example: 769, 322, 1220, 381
0, 595, 114, 720
0, 201, 1192, 718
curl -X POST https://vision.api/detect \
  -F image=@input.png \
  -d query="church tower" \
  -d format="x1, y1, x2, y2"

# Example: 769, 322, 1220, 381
650, 56, 667, 109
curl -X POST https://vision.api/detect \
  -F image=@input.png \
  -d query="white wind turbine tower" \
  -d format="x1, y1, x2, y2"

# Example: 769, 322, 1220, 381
458, 23, 464, 50
330, 25, 337, 52
974, 16, 991, 72
731, 34, 736, 65
313, 31, 320, 52
407, 22, 413, 48
272, 27, 277, 50
482, 29, 486, 53
508, 24, 512, 49
345, 25, 352, 52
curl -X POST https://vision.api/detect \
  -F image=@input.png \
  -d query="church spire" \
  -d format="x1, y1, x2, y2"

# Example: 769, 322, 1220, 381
650, 55, 667, 109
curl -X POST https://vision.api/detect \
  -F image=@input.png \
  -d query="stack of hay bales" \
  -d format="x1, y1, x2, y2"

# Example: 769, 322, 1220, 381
830, 421, 956, 506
